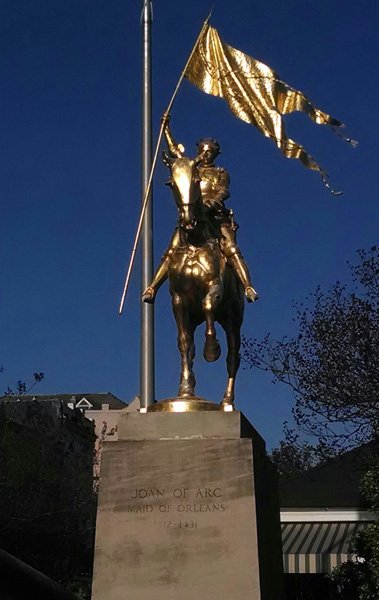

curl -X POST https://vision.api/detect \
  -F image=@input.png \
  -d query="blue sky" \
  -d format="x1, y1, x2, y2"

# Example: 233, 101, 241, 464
1, 0, 378, 450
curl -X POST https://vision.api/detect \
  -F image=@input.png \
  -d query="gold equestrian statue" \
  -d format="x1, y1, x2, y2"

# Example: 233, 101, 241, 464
142, 115, 258, 409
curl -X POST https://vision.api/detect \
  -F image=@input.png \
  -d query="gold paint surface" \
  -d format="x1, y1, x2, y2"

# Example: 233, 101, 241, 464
144, 147, 256, 408
185, 25, 342, 177
147, 396, 224, 413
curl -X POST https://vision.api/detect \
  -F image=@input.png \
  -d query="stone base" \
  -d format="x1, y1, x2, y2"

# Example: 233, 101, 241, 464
92, 412, 284, 600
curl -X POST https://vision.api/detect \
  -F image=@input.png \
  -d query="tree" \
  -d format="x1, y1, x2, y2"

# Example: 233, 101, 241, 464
3, 371, 44, 396
243, 248, 379, 594
243, 247, 379, 453
0, 400, 96, 599
328, 456, 379, 599
93, 420, 118, 493
270, 439, 315, 479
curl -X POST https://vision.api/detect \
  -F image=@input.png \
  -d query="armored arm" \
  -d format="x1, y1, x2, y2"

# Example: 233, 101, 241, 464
215, 168, 230, 203
163, 114, 185, 158
208, 168, 230, 209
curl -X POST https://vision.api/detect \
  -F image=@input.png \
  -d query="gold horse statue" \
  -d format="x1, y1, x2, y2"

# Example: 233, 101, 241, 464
144, 151, 246, 409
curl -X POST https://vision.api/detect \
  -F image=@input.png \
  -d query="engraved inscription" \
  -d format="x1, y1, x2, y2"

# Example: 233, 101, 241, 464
131, 488, 165, 499
195, 487, 222, 498
177, 503, 225, 512
125, 504, 153, 513
154, 521, 198, 529
127, 486, 227, 527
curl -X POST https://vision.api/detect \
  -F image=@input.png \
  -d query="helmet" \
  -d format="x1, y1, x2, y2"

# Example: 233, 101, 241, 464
196, 137, 221, 155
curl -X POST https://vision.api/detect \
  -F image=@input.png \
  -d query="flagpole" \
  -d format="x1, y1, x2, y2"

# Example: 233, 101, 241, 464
140, 0, 154, 410
119, 12, 212, 316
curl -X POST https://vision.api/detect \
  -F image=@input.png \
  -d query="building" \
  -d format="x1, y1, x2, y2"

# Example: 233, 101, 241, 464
0, 396, 97, 586
1, 392, 135, 440
279, 442, 377, 599
0, 392, 137, 488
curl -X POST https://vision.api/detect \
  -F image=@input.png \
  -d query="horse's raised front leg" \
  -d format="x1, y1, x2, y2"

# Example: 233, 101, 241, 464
203, 280, 223, 362
172, 293, 196, 397
221, 319, 242, 409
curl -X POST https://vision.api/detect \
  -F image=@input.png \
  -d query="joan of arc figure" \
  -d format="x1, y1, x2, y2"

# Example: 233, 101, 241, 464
142, 115, 258, 304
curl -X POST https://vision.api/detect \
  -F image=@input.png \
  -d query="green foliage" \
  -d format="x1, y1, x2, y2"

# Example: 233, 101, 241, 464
0, 401, 96, 596
243, 247, 379, 453
270, 427, 340, 477
243, 246, 379, 594
362, 460, 379, 514
328, 457, 379, 599
270, 440, 315, 479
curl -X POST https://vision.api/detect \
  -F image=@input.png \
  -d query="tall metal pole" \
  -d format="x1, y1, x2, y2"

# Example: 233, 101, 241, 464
140, 0, 154, 410
119, 12, 212, 314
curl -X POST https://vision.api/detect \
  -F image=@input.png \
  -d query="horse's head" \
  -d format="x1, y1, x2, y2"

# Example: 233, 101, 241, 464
163, 151, 204, 232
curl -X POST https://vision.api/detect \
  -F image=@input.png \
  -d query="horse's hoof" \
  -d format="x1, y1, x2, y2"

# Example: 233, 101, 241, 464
221, 396, 234, 411
203, 335, 221, 362
245, 286, 259, 303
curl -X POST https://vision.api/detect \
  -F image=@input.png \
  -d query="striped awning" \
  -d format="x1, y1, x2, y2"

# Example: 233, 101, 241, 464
282, 522, 367, 574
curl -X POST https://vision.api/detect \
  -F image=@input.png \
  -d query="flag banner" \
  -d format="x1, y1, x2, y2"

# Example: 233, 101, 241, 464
185, 24, 354, 193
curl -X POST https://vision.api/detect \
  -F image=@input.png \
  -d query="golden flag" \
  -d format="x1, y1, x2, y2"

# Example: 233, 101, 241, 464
185, 24, 352, 193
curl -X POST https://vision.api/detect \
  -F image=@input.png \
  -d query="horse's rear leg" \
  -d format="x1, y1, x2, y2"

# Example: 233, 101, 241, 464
172, 294, 196, 397
221, 321, 241, 408
203, 282, 222, 362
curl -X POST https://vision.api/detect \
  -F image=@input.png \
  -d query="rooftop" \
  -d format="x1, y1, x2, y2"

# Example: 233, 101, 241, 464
279, 441, 379, 509
0, 392, 127, 411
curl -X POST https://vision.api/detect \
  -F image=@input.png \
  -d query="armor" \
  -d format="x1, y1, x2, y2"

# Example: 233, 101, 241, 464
198, 166, 229, 206
142, 121, 258, 304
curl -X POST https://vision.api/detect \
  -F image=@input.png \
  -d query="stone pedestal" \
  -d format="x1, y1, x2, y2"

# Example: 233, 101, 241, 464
92, 411, 284, 600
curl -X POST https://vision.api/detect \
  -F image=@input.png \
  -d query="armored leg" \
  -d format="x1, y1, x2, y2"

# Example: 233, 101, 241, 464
220, 227, 258, 303
142, 229, 180, 303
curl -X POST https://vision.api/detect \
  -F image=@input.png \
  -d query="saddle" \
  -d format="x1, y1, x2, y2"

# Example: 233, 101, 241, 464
172, 238, 220, 256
